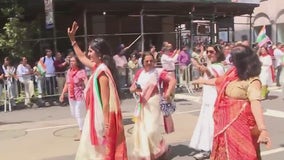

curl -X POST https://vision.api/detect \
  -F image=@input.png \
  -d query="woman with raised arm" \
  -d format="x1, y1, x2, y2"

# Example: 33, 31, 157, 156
67, 21, 127, 160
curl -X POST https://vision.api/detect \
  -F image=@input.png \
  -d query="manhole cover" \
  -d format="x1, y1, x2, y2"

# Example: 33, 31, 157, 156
53, 126, 78, 138
0, 129, 27, 140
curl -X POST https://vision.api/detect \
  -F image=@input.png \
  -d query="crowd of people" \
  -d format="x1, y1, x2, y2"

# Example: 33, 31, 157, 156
0, 20, 280, 159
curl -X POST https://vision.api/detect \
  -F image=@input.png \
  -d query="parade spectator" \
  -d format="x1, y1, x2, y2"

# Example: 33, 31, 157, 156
160, 44, 179, 78
177, 45, 190, 85
2, 57, 17, 107
59, 56, 87, 141
113, 43, 129, 89
129, 52, 176, 159
222, 44, 233, 71
279, 44, 284, 98
33, 60, 45, 105
67, 21, 127, 159
0, 63, 4, 99
273, 42, 284, 87
127, 52, 139, 83
210, 44, 271, 160
258, 46, 273, 100
16, 57, 34, 107
191, 47, 206, 91
54, 51, 69, 94
41, 48, 56, 95
189, 44, 225, 159
150, 44, 159, 61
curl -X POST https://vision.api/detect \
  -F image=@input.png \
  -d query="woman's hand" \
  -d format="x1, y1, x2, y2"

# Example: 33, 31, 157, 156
67, 21, 79, 42
163, 92, 172, 102
192, 77, 205, 84
257, 130, 272, 149
129, 82, 142, 93
59, 94, 64, 103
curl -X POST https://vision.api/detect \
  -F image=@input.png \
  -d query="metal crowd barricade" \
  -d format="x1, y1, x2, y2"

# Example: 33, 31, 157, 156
1, 72, 68, 112
173, 63, 195, 95
122, 63, 195, 95
1, 64, 195, 112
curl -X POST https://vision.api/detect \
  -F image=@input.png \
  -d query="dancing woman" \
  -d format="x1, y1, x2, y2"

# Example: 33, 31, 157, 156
67, 21, 127, 160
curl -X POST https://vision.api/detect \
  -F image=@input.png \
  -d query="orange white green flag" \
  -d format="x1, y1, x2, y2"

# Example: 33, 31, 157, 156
256, 25, 271, 47
37, 60, 46, 75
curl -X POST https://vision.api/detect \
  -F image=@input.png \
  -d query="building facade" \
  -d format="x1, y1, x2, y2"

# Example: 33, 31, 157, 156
234, 0, 284, 43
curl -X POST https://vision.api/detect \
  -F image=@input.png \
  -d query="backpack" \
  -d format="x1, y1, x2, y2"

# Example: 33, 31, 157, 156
43, 56, 55, 63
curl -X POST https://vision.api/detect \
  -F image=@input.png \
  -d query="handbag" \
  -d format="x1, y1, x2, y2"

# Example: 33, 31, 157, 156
156, 70, 176, 116
163, 114, 175, 134
159, 97, 176, 116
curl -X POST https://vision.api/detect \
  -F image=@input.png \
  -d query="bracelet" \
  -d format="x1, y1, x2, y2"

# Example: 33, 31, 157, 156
71, 41, 77, 46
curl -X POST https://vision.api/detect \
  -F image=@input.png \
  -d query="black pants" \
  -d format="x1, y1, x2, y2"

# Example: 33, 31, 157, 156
44, 76, 56, 95
276, 66, 282, 86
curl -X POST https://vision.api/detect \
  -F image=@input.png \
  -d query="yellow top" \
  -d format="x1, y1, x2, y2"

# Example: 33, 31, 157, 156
225, 77, 261, 101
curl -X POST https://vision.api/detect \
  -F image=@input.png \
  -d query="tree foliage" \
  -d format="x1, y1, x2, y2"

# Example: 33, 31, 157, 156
0, 0, 40, 59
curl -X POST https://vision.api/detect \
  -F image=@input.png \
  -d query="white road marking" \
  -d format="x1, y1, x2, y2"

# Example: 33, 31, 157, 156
175, 94, 201, 103
175, 109, 201, 115
263, 109, 284, 118
25, 124, 77, 132
261, 147, 284, 156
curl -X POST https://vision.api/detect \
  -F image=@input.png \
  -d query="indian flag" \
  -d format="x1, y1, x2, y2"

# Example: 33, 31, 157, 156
256, 25, 271, 47
37, 60, 46, 75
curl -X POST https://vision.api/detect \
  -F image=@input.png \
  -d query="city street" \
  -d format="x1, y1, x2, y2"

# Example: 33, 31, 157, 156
0, 85, 284, 160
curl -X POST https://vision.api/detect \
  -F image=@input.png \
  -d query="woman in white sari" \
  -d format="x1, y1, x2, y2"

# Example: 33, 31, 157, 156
129, 52, 176, 160
189, 45, 225, 159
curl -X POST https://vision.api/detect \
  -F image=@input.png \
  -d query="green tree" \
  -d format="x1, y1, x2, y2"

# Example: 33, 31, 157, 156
0, 0, 40, 59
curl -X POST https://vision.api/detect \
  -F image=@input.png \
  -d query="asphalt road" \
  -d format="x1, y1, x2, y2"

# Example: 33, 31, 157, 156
0, 85, 283, 160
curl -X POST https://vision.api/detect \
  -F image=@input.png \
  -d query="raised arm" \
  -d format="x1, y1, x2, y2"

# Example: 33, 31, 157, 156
67, 21, 95, 69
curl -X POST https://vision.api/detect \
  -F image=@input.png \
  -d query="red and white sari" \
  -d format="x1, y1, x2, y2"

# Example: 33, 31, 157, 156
75, 63, 127, 160
210, 67, 260, 160
131, 68, 169, 160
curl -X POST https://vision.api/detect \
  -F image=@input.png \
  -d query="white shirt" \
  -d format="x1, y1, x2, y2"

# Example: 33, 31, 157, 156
17, 64, 32, 82
2, 65, 16, 82
161, 53, 178, 71
42, 56, 55, 77
273, 48, 284, 67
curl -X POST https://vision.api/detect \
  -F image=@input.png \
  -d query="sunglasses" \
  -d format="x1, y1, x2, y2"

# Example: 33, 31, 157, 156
206, 50, 215, 54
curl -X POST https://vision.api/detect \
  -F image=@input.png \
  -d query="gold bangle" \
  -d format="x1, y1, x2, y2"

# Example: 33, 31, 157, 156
71, 41, 77, 46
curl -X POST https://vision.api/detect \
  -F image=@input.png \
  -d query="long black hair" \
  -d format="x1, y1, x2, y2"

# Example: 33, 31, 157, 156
231, 44, 261, 80
89, 38, 121, 98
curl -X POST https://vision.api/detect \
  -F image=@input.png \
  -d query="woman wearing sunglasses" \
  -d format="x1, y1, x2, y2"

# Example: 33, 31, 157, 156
195, 44, 271, 160
189, 44, 225, 159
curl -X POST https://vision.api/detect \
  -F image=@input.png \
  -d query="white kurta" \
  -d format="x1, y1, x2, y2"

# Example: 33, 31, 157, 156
189, 63, 225, 152
259, 55, 273, 86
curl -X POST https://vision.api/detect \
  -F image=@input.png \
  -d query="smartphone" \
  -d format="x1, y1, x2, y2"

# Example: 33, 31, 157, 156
136, 83, 141, 90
